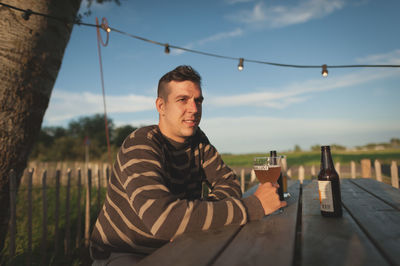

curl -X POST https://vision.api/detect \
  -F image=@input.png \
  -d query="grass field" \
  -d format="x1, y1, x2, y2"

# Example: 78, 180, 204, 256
221, 149, 400, 168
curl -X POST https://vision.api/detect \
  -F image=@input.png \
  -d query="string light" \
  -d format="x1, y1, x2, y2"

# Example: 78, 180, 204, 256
21, 9, 32, 20
164, 44, 170, 54
322, 64, 328, 77
1, 2, 400, 77
96, 17, 110, 46
238, 58, 244, 71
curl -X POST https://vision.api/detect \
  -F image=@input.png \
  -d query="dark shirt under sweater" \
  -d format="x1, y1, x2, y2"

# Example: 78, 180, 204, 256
90, 125, 264, 259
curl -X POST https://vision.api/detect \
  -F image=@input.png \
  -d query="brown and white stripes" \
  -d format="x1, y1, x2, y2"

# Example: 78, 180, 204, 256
90, 125, 264, 259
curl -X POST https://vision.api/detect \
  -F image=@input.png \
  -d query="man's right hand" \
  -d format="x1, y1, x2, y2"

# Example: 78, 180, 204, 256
253, 182, 287, 215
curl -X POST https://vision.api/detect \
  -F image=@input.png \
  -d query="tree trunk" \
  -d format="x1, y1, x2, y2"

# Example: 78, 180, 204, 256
0, 0, 81, 254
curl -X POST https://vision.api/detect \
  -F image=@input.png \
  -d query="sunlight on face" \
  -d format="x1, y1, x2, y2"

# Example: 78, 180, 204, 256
157, 80, 203, 143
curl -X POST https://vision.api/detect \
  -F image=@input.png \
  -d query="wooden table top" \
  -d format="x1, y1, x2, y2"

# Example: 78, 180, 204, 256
137, 178, 400, 266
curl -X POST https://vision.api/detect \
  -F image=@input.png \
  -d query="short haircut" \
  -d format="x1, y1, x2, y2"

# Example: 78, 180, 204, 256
157, 65, 202, 99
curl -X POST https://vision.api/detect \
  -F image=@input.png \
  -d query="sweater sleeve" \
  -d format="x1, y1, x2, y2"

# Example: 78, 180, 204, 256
201, 142, 264, 221
115, 131, 254, 241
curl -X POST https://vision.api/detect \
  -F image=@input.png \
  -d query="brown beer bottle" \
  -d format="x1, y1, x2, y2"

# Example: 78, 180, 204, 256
270, 150, 284, 201
318, 146, 342, 217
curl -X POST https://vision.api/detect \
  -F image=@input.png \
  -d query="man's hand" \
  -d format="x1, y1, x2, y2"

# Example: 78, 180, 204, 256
254, 182, 287, 215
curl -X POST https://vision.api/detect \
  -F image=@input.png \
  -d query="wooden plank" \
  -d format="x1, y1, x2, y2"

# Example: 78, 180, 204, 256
9, 170, 17, 262
374, 160, 382, 182
76, 168, 82, 248
137, 225, 241, 266
54, 169, 61, 257
213, 181, 300, 266
361, 159, 372, 178
84, 168, 92, 247
27, 168, 33, 266
41, 170, 48, 265
391, 161, 399, 188
301, 180, 389, 266
65, 169, 72, 256
97, 166, 101, 212
341, 179, 400, 265
350, 178, 400, 210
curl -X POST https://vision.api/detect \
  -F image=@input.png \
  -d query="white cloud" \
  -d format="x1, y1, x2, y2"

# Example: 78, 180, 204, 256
228, 0, 345, 28
208, 66, 399, 108
44, 90, 155, 124
44, 49, 400, 126
201, 116, 400, 153
197, 28, 243, 46
224, 0, 254, 5
172, 28, 244, 55
356, 49, 400, 65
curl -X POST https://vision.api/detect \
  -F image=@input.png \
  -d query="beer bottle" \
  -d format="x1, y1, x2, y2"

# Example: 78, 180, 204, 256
317, 146, 342, 217
270, 150, 284, 201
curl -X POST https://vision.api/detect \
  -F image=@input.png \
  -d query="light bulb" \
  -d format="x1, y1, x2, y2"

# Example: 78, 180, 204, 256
238, 58, 244, 71
164, 44, 170, 54
322, 64, 328, 77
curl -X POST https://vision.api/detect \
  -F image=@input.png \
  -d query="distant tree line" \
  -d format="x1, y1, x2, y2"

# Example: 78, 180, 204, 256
308, 138, 400, 152
29, 114, 138, 161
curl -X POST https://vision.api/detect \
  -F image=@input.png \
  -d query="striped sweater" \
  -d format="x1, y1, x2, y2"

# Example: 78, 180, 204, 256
90, 125, 264, 259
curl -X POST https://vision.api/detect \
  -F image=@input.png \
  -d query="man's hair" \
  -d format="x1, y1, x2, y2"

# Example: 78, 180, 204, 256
157, 65, 202, 99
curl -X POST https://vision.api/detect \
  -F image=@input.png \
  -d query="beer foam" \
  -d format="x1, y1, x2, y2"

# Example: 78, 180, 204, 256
254, 165, 268, 170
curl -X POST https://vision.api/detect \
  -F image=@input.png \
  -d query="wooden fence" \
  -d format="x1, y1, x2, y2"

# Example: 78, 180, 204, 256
238, 158, 400, 190
6, 162, 110, 265
5, 158, 400, 265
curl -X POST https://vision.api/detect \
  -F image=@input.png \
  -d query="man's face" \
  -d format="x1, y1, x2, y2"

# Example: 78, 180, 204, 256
157, 80, 203, 143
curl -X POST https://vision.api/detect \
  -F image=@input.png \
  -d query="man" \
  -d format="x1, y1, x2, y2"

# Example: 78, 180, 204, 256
90, 65, 286, 265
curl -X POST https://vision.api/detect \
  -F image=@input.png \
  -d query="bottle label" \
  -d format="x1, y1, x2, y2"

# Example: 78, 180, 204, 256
318, 180, 334, 212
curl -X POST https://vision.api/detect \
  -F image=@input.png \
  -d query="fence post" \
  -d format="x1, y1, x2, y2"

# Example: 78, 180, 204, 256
391, 161, 399, 188
335, 162, 341, 177
240, 169, 245, 193
97, 165, 101, 212
351, 161, 356, 179
27, 168, 34, 266
250, 169, 256, 183
298, 166, 305, 184
76, 168, 82, 249
54, 169, 61, 257
311, 165, 316, 178
9, 170, 17, 264
287, 169, 292, 179
374, 160, 382, 182
85, 168, 92, 247
41, 170, 48, 265
106, 165, 110, 187
361, 159, 371, 178
281, 157, 287, 175
65, 169, 72, 256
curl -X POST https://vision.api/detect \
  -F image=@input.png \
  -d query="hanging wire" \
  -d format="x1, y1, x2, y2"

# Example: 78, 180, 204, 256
95, 17, 112, 166
1, 2, 400, 72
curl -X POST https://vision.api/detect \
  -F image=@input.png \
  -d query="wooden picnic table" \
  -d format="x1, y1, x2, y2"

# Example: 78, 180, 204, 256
137, 178, 400, 266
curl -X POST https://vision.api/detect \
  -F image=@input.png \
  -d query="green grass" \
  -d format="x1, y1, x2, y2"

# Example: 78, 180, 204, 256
1, 184, 106, 266
222, 149, 400, 168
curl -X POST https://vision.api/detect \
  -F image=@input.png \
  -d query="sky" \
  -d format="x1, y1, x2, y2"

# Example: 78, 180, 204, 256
43, 0, 400, 154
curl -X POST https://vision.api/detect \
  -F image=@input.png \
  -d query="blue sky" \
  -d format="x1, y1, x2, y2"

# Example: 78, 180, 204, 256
44, 0, 400, 153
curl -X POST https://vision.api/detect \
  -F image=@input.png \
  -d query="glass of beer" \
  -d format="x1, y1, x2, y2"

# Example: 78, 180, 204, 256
253, 156, 283, 184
